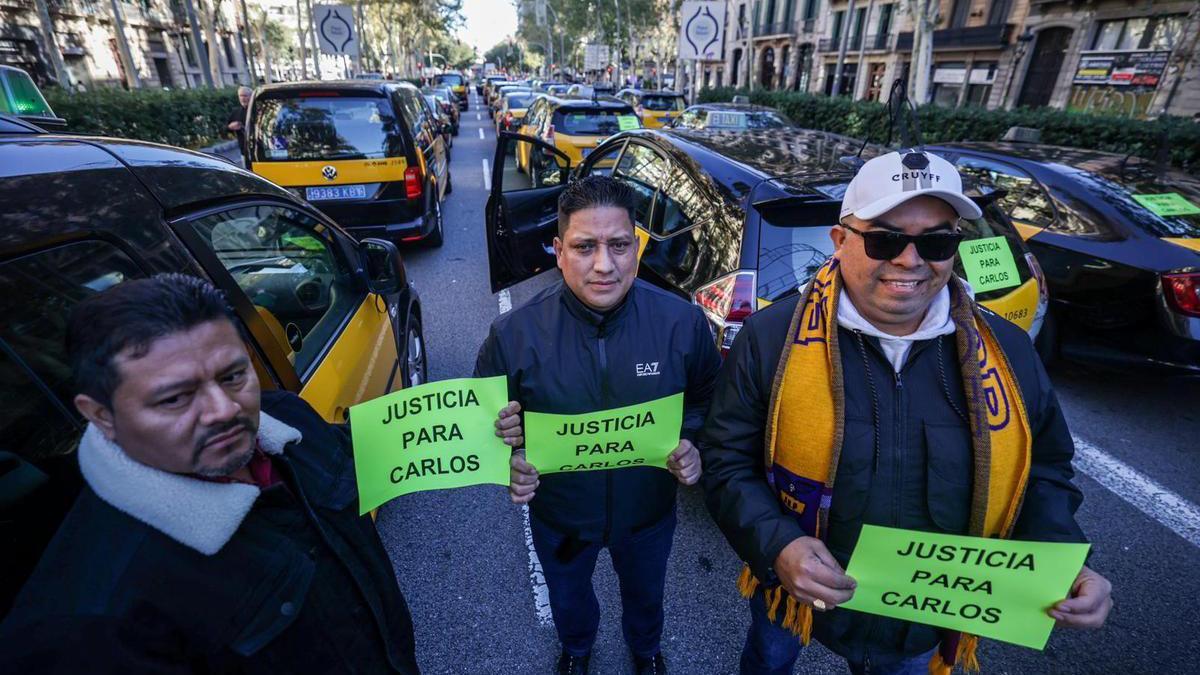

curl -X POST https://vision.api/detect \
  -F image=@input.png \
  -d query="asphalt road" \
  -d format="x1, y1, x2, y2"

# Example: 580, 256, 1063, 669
220, 94, 1200, 674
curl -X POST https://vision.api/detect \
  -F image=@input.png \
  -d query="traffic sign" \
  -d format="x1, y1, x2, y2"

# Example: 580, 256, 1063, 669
679, 1, 725, 61
314, 4, 358, 57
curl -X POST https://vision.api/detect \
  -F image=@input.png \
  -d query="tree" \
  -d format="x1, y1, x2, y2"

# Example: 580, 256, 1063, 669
905, 0, 939, 105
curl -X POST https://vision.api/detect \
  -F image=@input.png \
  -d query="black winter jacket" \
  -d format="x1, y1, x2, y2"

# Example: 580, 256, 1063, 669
475, 280, 722, 542
699, 295, 1086, 669
0, 391, 419, 674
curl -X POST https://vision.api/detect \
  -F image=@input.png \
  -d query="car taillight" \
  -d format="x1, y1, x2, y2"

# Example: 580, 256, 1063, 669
694, 271, 757, 355
504, 112, 513, 128
1163, 272, 1200, 318
404, 166, 422, 200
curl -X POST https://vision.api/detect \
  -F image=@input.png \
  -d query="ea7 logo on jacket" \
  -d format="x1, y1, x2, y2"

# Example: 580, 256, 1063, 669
635, 362, 660, 377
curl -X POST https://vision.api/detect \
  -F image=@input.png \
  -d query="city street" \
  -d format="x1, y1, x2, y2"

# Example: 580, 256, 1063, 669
233, 93, 1200, 674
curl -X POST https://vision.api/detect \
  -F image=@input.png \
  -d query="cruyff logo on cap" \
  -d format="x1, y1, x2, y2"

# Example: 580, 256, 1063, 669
890, 150, 941, 191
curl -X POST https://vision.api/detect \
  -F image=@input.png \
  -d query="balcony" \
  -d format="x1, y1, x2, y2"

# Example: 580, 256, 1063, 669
799, 17, 817, 34
755, 21, 794, 38
819, 34, 865, 52
896, 23, 1014, 51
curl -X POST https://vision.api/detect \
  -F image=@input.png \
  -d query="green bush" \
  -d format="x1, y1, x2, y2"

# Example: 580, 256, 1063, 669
43, 86, 241, 150
698, 87, 1200, 171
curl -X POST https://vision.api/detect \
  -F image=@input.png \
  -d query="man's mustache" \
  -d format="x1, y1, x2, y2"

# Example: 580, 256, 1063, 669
193, 417, 257, 457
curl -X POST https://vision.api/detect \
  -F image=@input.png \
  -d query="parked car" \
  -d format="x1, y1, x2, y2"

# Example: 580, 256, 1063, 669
432, 71, 469, 109
0, 116, 426, 613
928, 141, 1200, 371
486, 126, 1046, 353
246, 80, 451, 247
423, 86, 460, 135
511, 95, 641, 175
673, 102, 793, 130
496, 90, 538, 133
615, 89, 686, 129
423, 94, 455, 157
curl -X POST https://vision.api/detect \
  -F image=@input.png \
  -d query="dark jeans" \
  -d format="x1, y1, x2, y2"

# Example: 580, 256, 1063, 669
740, 590, 935, 675
528, 510, 677, 658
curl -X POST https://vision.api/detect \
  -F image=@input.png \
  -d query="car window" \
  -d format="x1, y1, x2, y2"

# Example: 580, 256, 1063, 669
1067, 169, 1200, 239
553, 109, 631, 135
677, 109, 703, 129
584, 140, 626, 177
184, 205, 364, 379
613, 144, 664, 229
954, 155, 1055, 228
642, 95, 685, 111
0, 240, 150, 462
251, 95, 404, 162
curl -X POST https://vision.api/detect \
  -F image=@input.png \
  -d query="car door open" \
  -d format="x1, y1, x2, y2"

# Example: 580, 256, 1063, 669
486, 131, 572, 293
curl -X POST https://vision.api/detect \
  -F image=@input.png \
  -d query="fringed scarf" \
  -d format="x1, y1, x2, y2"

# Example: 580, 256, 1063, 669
737, 258, 1032, 674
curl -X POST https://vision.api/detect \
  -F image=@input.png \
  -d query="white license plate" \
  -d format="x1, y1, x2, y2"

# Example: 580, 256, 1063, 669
306, 184, 368, 201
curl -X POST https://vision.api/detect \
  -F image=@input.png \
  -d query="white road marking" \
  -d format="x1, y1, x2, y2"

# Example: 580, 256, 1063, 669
497, 288, 551, 625
1073, 436, 1200, 549
477, 112, 482, 121
479, 128, 485, 140
482, 158, 491, 191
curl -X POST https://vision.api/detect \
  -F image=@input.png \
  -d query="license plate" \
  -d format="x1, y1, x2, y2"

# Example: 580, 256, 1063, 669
306, 184, 368, 201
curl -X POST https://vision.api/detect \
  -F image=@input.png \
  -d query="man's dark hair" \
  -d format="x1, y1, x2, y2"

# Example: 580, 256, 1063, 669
67, 274, 240, 408
556, 175, 637, 237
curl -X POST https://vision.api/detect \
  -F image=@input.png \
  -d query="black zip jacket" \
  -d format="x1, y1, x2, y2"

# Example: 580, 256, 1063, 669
699, 294, 1087, 668
475, 279, 722, 543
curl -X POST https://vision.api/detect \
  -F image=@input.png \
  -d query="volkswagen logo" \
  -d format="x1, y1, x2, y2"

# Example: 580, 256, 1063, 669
321, 165, 338, 181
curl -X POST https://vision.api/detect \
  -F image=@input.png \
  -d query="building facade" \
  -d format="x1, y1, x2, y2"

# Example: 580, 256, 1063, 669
720, 0, 1200, 119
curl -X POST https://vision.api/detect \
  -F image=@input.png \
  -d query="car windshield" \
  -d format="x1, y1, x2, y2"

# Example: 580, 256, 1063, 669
423, 95, 441, 111
554, 109, 631, 135
642, 95, 684, 111
251, 95, 402, 162
435, 73, 464, 86
505, 94, 535, 109
704, 109, 790, 129
1070, 169, 1200, 239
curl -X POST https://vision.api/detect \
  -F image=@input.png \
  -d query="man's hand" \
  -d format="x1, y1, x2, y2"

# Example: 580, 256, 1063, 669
228, 121, 242, 131
509, 449, 539, 504
774, 537, 857, 611
494, 401, 523, 448
1049, 565, 1112, 628
666, 439, 701, 485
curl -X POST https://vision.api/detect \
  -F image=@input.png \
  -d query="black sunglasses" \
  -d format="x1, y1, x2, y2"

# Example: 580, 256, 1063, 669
840, 221, 964, 262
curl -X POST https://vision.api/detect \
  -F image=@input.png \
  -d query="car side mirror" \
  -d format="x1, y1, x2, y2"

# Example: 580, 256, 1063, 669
361, 238, 405, 295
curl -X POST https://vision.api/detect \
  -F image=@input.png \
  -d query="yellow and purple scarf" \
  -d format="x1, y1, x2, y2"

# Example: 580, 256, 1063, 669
737, 258, 1032, 674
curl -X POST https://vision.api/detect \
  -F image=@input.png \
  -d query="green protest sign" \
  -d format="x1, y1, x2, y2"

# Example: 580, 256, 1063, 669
617, 115, 640, 131
524, 393, 684, 474
958, 236, 1021, 293
1132, 193, 1200, 217
840, 525, 1090, 649
349, 376, 511, 513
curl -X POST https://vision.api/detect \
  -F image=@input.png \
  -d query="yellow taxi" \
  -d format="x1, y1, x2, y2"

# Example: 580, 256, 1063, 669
513, 95, 640, 173
616, 89, 686, 129
433, 71, 469, 110
247, 80, 451, 246
496, 90, 539, 134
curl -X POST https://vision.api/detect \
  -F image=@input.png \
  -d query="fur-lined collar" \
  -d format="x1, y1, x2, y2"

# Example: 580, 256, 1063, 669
77, 413, 303, 555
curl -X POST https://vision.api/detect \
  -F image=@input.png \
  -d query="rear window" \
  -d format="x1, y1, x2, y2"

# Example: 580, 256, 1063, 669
251, 95, 403, 162
1073, 170, 1200, 239
505, 94, 535, 109
642, 95, 685, 111
756, 183, 1033, 304
553, 109, 633, 135
704, 110, 790, 129
436, 73, 465, 86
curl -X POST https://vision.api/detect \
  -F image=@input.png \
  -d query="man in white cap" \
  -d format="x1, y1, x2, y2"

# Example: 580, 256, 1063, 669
699, 150, 1112, 674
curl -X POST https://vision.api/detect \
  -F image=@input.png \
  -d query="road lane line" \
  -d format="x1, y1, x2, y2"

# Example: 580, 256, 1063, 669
477, 113, 482, 121
482, 158, 491, 191
1073, 436, 1200, 548
479, 128, 485, 140
497, 288, 551, 625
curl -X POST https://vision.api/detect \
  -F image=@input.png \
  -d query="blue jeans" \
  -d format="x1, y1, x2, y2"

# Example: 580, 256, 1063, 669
528, 510, 677, 658
740, 590, 936, 675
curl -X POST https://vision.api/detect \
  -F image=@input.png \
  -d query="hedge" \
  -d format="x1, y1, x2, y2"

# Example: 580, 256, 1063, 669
43, 86, 241, 150
698, 87, 1200, 171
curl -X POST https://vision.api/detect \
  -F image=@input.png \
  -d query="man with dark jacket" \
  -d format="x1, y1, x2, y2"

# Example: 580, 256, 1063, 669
700, 151, 1112, 674
227, 86, 251, 165
0, 274, 421, 673
476, 176, 722, 675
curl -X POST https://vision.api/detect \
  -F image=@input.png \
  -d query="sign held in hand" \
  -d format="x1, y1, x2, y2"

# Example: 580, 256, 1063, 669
840, 525, 1090, 649
350, 376, 511, 513
524, 393, 684, 474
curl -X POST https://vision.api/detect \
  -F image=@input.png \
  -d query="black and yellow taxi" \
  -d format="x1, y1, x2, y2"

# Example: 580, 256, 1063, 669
496, 89, 538, 134
928, 141, 1200, 371
0, 114, 427, 612
512, 95, 641, 174
432, 71, 469, 110
615, 89, 686, 129
247, 80, 451, 247
486, 126, 1046, 353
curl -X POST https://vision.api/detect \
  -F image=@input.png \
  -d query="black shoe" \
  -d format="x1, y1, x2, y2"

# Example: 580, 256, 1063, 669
633, 652, 666, 675
556, 650, 590, 675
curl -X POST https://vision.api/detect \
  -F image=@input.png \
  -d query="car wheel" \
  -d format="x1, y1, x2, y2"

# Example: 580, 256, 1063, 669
1035, 307, 1059, 367
401, 315, 428, 388
424, 198, 444, 247
452, 124, 460, 137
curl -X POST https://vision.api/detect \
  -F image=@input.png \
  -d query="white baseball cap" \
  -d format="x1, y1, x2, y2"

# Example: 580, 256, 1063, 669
840, 150, 982, 221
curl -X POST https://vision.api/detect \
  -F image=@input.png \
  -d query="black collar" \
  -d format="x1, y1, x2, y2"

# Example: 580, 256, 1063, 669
559, 281, 635, 335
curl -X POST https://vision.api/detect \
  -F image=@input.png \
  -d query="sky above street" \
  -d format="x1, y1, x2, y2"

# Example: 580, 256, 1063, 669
458, 0, 518, 55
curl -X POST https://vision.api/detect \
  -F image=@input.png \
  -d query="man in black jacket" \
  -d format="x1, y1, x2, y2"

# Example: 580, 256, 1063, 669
700, 151, 1112, 674
0, 274, 421, 673
476, 176, 722, 675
